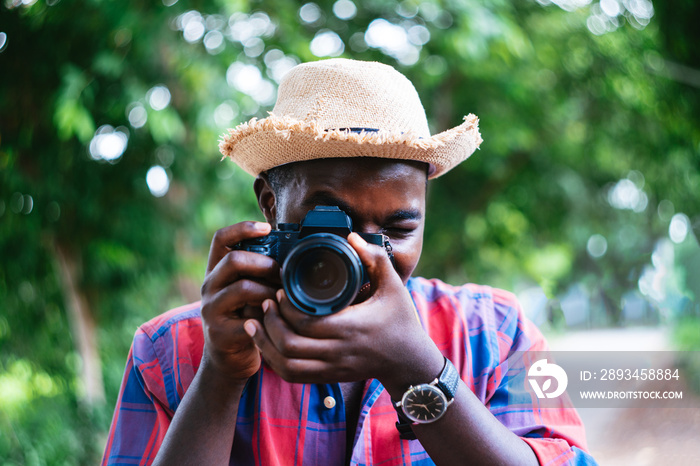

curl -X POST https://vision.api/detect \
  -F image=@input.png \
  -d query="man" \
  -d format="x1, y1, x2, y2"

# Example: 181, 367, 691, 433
103, 59, 596, 465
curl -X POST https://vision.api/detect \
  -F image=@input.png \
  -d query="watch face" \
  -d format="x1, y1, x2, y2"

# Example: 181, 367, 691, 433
401, 384, 449, 424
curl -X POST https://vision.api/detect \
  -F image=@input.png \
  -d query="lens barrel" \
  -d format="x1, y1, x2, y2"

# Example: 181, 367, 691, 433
281, 233, 363, 316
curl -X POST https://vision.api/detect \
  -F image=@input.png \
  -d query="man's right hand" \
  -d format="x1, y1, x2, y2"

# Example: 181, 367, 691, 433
199, 221, 281, 382
153, 221, 279, 465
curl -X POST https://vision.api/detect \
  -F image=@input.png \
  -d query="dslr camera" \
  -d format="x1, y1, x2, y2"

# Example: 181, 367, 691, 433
234, 206, 393, 316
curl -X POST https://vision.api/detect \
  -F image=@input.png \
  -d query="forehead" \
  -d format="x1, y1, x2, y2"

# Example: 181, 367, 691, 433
276, 158, 427, 216
282, 158, 426, 193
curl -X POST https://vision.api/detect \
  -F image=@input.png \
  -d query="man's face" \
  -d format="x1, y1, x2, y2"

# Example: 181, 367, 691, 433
262, 158, 427, 285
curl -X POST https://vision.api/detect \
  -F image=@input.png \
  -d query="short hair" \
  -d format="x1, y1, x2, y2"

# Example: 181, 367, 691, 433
266, 163, 297, 196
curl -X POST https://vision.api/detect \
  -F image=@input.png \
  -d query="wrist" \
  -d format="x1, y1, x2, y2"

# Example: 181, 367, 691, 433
195, 352, 250, 406
380, 343, 445, 400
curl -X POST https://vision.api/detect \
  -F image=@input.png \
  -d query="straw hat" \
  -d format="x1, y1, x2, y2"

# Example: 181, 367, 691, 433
219, 58, 482, 179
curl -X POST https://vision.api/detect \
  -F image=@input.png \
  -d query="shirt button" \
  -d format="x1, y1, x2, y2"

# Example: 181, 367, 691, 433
324, 396, 336, 409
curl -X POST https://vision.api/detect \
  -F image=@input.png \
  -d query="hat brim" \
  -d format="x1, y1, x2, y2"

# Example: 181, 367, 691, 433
219, 113, 482, 179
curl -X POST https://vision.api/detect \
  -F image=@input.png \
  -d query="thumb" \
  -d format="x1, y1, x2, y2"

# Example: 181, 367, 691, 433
347, 233, 421, 324
347, 232, 398, 292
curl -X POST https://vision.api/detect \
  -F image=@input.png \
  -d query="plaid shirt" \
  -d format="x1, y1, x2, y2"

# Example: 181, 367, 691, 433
103, 277, 596, 465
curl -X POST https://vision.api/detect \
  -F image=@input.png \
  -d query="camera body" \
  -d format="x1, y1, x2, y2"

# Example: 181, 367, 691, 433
234, 206, 393, 316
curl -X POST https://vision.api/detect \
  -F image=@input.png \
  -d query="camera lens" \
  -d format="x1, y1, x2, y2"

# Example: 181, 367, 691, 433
295, 249, 349, 302
282, 233, 363, 316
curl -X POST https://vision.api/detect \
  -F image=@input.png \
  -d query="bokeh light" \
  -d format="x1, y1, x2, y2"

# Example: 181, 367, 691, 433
213, 101, 239, 127
625, 0, 654, 21
146, 165, 170, 197
264, 49, 299, 83
669, 213, 690, 244
396, 1, 418, 18
607, 175, 648, 212
229, 11, 275, 44
540, 0, 593, 13
203, 30, 225, 54
600, 0, 621, 17
587, 234, 608, 258
179, 11, 205, 43
10, 192, 33, 215
537, 0, 655, 35
127, 103, 148, 128
226, 63, 260, 94
7, 0, 38, 8
299, 3, 322, 24
155, 146, 175, 168
333, 0, 357, 20
407, 24, 430, 46
243, 37, 265, 57
310, 30, 344, 57
88, 125, 129, 162
147, 85, 171, 111
637, 240, 674, 303
349, 32, 368, 52
226, 63, 275, 106
365, 18, 421, 66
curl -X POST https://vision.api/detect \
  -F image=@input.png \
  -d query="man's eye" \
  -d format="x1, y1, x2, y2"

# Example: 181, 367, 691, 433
383, 227, 415, 238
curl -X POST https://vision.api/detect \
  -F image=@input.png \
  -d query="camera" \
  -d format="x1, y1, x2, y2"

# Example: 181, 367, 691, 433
234, 206, 394, 316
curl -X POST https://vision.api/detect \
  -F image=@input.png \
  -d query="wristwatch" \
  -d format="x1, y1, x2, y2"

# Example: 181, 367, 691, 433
393, 357, 459, 435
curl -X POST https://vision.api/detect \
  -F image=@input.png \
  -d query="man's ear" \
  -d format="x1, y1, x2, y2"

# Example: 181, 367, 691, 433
254, 174, 277, 226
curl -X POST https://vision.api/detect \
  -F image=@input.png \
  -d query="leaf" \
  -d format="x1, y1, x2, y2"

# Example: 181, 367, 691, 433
53, 66, 95, 143
54, 98, 95, 144
542, 378, 552, 393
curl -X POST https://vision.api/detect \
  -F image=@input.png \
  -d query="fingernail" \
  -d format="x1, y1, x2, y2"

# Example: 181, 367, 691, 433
255, 222, 270, 231
276, 289, 284, 301
262, 300, 271, 313
244, 321, 256, 337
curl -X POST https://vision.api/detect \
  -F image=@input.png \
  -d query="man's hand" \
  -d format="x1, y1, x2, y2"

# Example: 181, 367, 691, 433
200, 221, 281, 382
154, 220, 282, 465
242, 232, 444, 396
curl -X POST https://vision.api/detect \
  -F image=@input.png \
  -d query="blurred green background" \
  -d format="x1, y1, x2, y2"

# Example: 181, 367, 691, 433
1, 0, 698, 464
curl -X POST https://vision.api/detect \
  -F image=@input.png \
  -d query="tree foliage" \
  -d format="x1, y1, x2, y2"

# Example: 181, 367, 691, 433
1, 0, 698, 463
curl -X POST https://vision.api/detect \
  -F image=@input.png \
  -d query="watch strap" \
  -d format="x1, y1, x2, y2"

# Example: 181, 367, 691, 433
436, 357, 459, 401
392, 397, 417, 439
395, 419, 418, 440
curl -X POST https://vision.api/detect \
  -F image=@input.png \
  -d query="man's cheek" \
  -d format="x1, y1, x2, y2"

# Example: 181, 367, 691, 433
395, 256, 419, 284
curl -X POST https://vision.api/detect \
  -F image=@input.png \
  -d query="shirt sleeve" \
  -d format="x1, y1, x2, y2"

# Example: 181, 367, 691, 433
101, 331, 173, 466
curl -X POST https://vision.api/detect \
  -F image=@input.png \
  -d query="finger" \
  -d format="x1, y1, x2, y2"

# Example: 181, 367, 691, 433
345, 234, 421, 324
203, 279, 278, 321
206, 221, 271, 274
347, 232, 399, 292
243, 317, 335, 384
272, 289, 352, 339
261, 297, 334, 358
202, 249, 281, 296
205, 314, 254, 348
